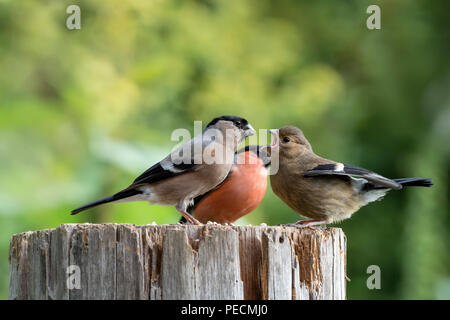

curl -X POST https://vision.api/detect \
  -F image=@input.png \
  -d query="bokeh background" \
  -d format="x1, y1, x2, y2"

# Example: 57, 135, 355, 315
0, 0, 449, 299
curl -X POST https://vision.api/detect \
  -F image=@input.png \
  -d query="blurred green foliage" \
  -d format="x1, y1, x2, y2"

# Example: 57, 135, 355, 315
0, 0, 448, 299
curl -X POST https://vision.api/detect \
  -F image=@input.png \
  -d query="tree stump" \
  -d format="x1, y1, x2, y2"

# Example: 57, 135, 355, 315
9, 223, 346, 300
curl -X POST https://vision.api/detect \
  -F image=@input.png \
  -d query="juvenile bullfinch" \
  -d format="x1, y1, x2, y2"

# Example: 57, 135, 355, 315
269, 126, 433, 227
71, 116, 255, 224
179, 145, 271, 224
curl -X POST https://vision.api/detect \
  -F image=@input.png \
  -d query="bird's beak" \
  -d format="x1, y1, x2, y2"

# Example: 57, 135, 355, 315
243, 124, 256, 137
268, 129, 279, 148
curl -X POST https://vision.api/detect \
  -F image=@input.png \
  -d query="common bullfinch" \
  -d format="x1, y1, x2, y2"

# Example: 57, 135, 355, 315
269, 126, 433, 227
179, 145, 271, 224
71, 116, 256, 224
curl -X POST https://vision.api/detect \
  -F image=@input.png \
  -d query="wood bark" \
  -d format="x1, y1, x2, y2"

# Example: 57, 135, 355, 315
9, 223, 346, 300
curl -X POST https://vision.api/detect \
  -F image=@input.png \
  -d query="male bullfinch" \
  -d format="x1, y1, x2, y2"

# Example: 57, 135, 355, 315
269, 126, 433, 227
71, 116, 256, 225
180, 145, 271, 224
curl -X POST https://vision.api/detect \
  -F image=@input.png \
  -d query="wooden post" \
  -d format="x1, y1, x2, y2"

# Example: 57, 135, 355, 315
9, 223, 346, 300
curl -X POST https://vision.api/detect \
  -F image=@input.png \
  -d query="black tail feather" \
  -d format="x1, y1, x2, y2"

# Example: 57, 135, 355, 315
71, 188, 142, 215
394, 177, 433, 187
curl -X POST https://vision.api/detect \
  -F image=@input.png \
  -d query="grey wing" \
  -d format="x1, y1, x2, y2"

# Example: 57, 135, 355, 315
303, 163, 402, 190
132, 129, 223, 186
132, 134, 206, 186
131, 161, 198, 186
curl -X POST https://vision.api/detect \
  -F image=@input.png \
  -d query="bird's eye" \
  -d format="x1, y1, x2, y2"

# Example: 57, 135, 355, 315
283, 137, 291, 143
235, 121, 241, 126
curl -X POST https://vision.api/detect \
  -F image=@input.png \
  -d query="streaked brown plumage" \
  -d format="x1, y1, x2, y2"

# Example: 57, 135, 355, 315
269, 126, 433, 226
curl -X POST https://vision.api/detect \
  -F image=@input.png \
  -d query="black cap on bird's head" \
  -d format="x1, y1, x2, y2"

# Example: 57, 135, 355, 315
206, 115, 255, 137
237, 145, 271, 168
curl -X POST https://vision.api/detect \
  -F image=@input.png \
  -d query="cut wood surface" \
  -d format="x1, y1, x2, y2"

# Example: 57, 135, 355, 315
9, 223, 346, 300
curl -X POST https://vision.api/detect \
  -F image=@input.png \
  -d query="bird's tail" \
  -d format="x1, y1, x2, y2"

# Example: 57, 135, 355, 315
71, 188, 141, 215
393, 177, 433, 187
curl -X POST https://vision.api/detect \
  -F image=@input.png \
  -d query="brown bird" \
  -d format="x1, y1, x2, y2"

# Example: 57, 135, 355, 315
180, 145, 271, 224
269, 126, 433, 227
71, 116, 255, 224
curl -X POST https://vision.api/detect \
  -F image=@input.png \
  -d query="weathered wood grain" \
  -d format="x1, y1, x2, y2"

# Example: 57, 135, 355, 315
9, 223, 346, 300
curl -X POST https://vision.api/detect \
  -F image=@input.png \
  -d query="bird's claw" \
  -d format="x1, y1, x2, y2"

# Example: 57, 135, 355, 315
178, 210, 203, 225
281, 223, 318, 230
187, 217, 202, 225
280, 220, 327, 230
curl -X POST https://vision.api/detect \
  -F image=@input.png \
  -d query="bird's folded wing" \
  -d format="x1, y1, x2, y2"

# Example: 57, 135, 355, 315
132, 161, 198, 186
131, 134, 209, 186
303, 163, 402, 190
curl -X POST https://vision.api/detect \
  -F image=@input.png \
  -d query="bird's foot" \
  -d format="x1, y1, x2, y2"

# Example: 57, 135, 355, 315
206, 221, 221, 226
282, 219, 327, 230
178, 210, 202, 225
283, 223, 318, 230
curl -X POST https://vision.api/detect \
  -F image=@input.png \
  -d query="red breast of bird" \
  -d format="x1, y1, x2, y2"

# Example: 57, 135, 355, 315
191, 150, 268, 224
